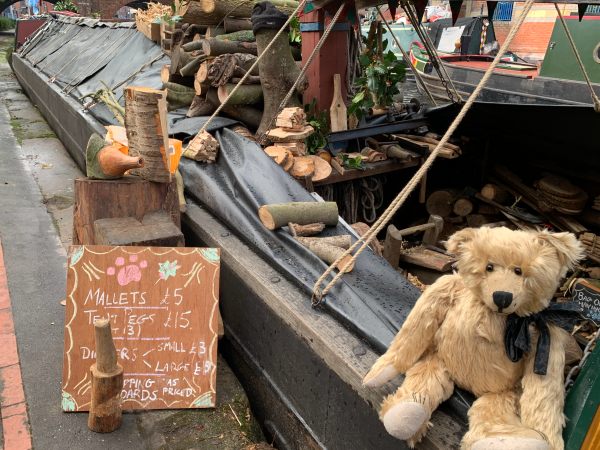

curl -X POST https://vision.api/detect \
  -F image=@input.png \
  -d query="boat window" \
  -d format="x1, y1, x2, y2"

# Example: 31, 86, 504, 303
594, 43, 600, 63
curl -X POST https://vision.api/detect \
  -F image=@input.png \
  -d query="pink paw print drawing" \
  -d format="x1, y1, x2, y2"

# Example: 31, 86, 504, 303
107, 254, 148, 286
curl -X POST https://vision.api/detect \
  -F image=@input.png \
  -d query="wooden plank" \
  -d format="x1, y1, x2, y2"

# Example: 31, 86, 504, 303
399, 247, 455, 272
183, 203, 465, 448
62, 245, 221, 411
314, 158, 420, 186
329, 73, 347, 132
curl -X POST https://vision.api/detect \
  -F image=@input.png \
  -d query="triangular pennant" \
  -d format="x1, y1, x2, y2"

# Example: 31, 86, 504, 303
487, 1, 498, 21
578, 3, 588, 21
450, 1, 463, 25
388, 0, 400, 21
414, 0, 428, 24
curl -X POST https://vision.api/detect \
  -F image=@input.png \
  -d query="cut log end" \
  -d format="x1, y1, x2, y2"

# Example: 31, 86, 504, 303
258, 206, 277, 230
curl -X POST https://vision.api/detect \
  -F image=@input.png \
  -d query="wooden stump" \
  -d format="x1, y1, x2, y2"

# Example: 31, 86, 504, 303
124, 87, 171, 183
73, 177, 180, 245
94, 211, 185, 247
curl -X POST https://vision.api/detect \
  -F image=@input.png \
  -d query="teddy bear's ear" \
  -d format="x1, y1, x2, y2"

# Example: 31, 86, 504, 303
445, 228, 478, 256
537, 231, 585, 270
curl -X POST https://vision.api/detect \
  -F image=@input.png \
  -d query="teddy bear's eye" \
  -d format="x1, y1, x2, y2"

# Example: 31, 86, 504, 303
514, 267, 522, 276
486, 263, 494, 272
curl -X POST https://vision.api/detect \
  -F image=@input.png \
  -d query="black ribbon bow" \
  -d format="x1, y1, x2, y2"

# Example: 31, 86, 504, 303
504, 302, 583, 375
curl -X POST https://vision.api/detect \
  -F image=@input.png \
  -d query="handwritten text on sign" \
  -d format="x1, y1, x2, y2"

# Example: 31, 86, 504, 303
62, 245, 220, 411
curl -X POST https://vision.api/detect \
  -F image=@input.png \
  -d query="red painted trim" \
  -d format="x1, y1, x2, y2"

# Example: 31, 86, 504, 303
0, 240, 33, 450
565, 15, 600, 21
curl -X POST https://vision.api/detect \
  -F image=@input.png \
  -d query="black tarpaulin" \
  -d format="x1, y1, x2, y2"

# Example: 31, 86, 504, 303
180, 127, 420, 352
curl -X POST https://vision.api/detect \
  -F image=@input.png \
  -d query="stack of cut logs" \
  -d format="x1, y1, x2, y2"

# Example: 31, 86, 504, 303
264, 108, 333, 182
157, 0, 301, 133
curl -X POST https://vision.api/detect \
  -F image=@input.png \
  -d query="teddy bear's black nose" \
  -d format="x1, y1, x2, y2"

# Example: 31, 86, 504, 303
493, 291, 513, 311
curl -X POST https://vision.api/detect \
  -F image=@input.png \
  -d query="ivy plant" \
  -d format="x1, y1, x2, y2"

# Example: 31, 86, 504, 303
54, 0, 78, 13
304, 100, 328, 154
348, 41, 406, 120
289, 16, 301, 45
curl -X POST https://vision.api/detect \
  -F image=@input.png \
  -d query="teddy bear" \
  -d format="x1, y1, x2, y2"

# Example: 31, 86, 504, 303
363, 226, 584, 450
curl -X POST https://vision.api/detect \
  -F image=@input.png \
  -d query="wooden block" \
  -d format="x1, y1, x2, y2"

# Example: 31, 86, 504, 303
73, 177, 180, 245
94, 211, 184, 247
266, 125, 314, 142
399, 247, 455, 272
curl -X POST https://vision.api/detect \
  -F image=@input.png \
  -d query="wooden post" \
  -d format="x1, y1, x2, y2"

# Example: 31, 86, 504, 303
300, 3, 351, 111
88, 319, 123, 433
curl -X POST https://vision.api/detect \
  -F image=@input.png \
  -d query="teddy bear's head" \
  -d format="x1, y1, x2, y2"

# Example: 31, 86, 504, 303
446, 227, 583, 316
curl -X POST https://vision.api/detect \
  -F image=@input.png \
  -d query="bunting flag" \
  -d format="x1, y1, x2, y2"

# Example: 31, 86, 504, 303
388, 0, 399, 21
413, 0, 428, 24
578, 3, 588, 21
486, 1, 498, 22
450, 1, 463, 25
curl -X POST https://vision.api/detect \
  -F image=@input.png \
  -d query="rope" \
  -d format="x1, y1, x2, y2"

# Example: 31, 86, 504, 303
311, 0, 537, 306
376, 6, 437, 106
255, 2, 346, 142
199, 0, 307, 134
554, 3, 600, 112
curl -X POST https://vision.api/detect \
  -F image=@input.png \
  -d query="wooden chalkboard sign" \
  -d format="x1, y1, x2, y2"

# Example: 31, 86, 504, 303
572, 278, 600, 323
62, 245, 220, 411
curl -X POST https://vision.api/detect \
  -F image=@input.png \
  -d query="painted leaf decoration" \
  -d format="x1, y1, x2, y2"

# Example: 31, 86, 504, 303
200, 248, 220, 264
191, 392, 214, 408
62, 391, 77, 411
69, 246, 84, 267
158, 260, 181, 280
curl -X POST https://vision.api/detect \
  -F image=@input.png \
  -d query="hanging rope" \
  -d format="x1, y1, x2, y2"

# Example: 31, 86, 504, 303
376, 6, 437, 106
255, 2, 346, 142
554, 3, 600, 112
199, 0, 307, 134
311, 0, 537, 306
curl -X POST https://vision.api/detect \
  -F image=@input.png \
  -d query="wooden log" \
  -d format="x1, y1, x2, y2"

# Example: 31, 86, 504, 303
180, 55, 206, 77
307, 155, 332, 182
230, 75, 262, 85
205, 88, 263, 129
276, 107, 306, 131
399, 247, 455, 272
264, 146, 292, 166
276, 141, 306, 156
426, 190, 456, 218
164, 81, 196, 108
481, 183, 511, 204
296, 238, 354, 273
197, 61, 210, 84
124, 87, 170, 183
194, 78, 210, 95
73, 177, 180, 245
288, 222, 325, 237
161, 64, 195, 88
183, 130, 219, 163
258, 202, 338, 230
88, 319, 123, 433
187, 95, 217, 117
266, 125, 314, 142
453, 198, 474, 217
290, 156, 315, 179
170, 47, 192, 75
381, 144, 416, 161
224, 17, 253, 32
182, 40, 204, 51
204, 26, 225, 38
180, 0, 299, 25
217, 83, 263, 105
202, 38, 257, 56
297, 235, 352, 250
215, 30, 255, 42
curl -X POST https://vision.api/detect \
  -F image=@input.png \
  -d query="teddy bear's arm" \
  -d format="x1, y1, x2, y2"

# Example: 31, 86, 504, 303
363, 275, 457, 387
520, 326, 569, 450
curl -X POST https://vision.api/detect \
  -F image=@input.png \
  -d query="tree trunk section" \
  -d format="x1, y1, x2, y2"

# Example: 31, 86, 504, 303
202, 38, 257, 56
258, 202, 338, 230
124, 87, 170, 183
426, 190, 457, 218
73, 177, 180, 245
481, 183, 511, 204
215, 30, 255, 42
161, 64, 194, 87
180, 55, 206, 77
181, 0, 299, 25
187, 95, 217, 117
165, 82, 196, 108
453, 198, 474, 217
254, 27, 306, 140
217, 83, 263, 105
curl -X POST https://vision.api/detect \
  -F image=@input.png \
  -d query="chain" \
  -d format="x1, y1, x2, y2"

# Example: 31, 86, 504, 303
565, 326, 600, 391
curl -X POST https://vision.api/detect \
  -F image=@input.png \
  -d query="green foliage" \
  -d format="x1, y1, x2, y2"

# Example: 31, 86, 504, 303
0, 17, 16, 31
304, 100, 329, 155
339, 153, 365, 170
348, 48, 406, 120
54, 0, 78, 13
289, 16, 301, 45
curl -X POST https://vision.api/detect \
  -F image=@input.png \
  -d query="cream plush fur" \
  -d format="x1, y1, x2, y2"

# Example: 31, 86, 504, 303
363, 227, 585, 450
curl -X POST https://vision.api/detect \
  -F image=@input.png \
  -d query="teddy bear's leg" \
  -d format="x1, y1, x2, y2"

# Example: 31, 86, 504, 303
462, 391, 549, 450
380, 352, 454, 447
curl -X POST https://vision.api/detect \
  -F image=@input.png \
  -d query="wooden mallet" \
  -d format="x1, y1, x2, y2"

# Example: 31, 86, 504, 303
88, 319, 123, 433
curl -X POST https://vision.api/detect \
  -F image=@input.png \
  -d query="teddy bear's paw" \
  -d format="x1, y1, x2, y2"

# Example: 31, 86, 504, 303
363, 363, 399, 387
382, 401, 428, 441
471, 436, 549, 450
